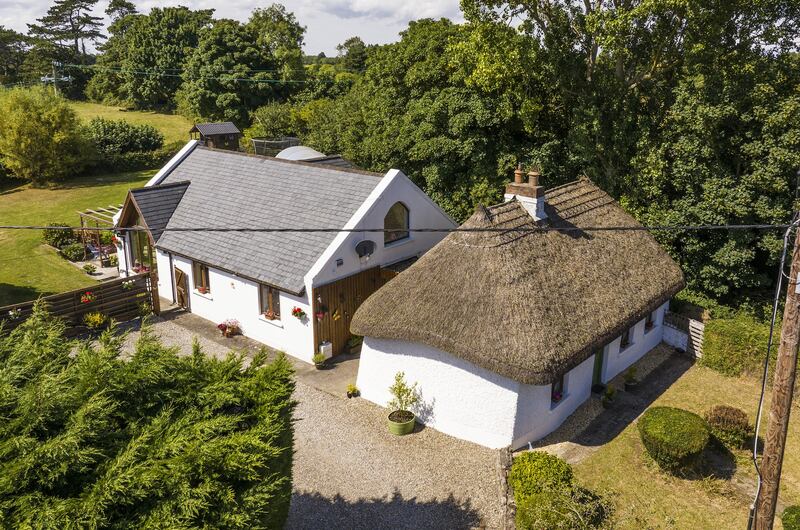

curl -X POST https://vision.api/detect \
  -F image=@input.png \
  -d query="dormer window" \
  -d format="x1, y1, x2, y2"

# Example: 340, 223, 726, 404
384, 202, 409, 244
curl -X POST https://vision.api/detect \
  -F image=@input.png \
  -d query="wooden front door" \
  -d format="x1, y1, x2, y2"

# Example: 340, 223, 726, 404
312, 267, 384, 356
174, 267, 189, 309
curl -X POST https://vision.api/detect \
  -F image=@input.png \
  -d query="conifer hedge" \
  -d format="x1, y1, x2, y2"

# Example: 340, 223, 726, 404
0, 303, 296, 529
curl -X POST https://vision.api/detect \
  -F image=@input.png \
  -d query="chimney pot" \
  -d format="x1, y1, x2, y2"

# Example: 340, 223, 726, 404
514, 164, 525, 184
527, 167, 541, 187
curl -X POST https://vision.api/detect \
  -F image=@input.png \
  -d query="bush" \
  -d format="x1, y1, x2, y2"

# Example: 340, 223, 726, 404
509, 451, 574, 500
83, 263, 97, 275
88, 143, 179, 173
61, 242, 86, 261
516, 486, 611, 530
705, 405, 753, 450
783, 506, 800, 530
109, 254, 119, 267
42, 223, 77, 249
85, 117, 164, 155
638, 407, 709, 473
0, 87, 92, 185
703, 313, 778, 377
0, 304, 296, 528
82, 311, 107, 329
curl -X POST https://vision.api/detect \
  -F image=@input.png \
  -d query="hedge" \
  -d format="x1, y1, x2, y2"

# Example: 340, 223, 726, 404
638, 406, 709, 473
783, 506, 800, 530
705, 405, 753, 450
42, 222, 77, 249
508, 451, 574, 500
702, 313, 779, 377
85, 117, 164, 155
89, 144, 179, 173
0, 304, 296, 529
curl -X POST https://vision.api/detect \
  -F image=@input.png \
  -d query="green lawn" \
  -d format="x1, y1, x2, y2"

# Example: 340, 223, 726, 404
70, 101, 193, 145
574, 364, 800, 529
0, 171, 154, 307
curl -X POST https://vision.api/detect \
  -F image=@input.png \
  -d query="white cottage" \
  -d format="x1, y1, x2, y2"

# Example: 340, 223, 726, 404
350, 168, 685, 449
115, 140, 456, 362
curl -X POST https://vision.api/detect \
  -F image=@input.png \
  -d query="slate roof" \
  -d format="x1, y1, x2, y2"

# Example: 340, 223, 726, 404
191, 122, 241, 136
156, 147, 384, 294
130, 182, 189, 242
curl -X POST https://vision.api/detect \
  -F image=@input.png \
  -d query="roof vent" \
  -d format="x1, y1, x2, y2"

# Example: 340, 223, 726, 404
504, 165, 546, 221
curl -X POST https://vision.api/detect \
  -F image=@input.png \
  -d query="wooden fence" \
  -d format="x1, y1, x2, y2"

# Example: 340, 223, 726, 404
0, 273, 158, 337
664, 311, 705, 358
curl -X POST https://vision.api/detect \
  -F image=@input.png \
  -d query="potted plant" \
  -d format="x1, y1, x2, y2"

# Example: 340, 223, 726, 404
346, 383, 360, 398
83, 311, 108, 337
80, 291, 95, 304
346, 335, 363, 354
217, 318, 240, 337
83, 263, 97, 275
387, 371, 419, 436
601, 386, 616, 409
292, 307, 307, 320
624, 367, 638, 391
312, 352, 326, 369
197, 285, 209, 294
263, 309, 277, 320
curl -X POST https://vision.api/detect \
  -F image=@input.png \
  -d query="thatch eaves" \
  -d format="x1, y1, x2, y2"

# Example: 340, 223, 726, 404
351, 178, 685, 385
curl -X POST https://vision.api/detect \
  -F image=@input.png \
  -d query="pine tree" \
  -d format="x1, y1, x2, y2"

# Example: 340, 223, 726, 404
27, 0, 104, 56
105, 0, 137, 23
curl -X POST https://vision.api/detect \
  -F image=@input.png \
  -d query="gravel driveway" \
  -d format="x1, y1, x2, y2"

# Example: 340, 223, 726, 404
121, 317, 503, 529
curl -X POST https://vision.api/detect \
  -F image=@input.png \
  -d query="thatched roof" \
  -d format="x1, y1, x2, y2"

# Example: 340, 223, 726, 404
351, 178, 685, 385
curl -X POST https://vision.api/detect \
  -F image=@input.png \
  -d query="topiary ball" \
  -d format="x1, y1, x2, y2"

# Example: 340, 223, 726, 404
705, 405, 752, 450
784, 506, 800, 530
638, 406, 709, 473
508, 451, 574, 501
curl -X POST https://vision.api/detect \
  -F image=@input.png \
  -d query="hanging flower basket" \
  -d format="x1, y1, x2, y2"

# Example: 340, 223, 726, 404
292, 307, 306, 320
80, 291, 96, 304
315, 311, 325, 321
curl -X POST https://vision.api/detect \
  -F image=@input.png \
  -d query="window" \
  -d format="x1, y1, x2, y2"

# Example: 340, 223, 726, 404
551, 375, 565, 404
620, 328, 632, 349
192, 262, 210, 293
384, 202, 409, 244
645, 311, 656, 331
129, 215, 153, 272
260, 284, 281, 319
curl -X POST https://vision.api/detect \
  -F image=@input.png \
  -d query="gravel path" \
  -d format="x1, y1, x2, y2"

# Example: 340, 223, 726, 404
121, 318, 503, 529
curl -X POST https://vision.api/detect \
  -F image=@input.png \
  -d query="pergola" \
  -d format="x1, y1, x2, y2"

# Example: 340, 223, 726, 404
77, 204, 122, 264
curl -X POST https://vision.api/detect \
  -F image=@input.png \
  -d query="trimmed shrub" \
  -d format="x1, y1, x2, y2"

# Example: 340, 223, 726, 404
509, 451, 574, 500
85, 117, 164, 155
42, 223, 77, 249
0, 303, 296, 528
89, 143, 179, 173
783, 506, 800, 530
705, 405, 753, 450
60, 242, 86, 261
516, 487, 612, 530
703, 313, 778, 377
638, 406, 709, 473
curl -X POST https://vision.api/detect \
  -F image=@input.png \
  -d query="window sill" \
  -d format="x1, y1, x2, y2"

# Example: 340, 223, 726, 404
619, 343, 633, 355
550, 394, 569, 411
258, 315, 284, 328
384, 236, 413, 249
644, 324, 656, 333
193, 290, 213, 300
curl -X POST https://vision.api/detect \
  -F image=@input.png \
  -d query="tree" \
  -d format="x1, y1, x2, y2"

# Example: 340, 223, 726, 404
177, 19, 285, 125
0, 27, 28, 84
247, 4, 306, 94
336, 36, 368, 71
0, 86, 91, 186
27, 0, 104, 56
105, 0, 137, 22
0, 304, 296, 528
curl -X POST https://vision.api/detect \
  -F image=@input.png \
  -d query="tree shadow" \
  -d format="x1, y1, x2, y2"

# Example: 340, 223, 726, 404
0, 284, 47, 308
286, 490, 481, 530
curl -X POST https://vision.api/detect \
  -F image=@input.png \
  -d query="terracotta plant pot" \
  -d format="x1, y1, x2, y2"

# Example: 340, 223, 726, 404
387, 410, 416, 436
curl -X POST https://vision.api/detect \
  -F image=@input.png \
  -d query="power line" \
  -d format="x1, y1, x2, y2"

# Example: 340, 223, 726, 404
0, 223, 792, 233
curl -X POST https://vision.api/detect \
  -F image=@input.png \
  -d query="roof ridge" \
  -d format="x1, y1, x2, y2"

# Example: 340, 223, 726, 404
196, 146, 384, 178
133, 180, 191, 192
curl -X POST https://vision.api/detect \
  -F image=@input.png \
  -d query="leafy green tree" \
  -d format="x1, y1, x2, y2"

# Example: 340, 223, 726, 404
0, 304, 296, 529
0, 86, 91, 186
336, 36, 368, 71
247, 4, 306, 93
177, 19, 285, 125
0, 27, 28, 84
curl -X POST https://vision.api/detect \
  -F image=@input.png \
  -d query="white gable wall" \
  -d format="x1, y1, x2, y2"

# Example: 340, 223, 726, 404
358, 337, 521, 449
309, 170, 456, 287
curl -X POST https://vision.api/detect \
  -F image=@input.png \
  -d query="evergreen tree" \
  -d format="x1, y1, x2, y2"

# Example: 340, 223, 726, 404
336, 36, 368, 71
27, 0, 104, 56
0, 26, 28, 84
105, 0, 137, 22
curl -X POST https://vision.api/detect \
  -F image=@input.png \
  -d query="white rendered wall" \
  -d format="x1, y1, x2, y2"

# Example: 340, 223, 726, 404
663, 324, 689, 351
155, 250, 172, 300
357, 337, 521, 449
310, 171, 456, 287
511, 355, 595, 449
602, 302, 668, 382
169, 255, 316, 362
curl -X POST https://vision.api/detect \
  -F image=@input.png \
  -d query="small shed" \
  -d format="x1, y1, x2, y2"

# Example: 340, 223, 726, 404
189, 122, 242, 150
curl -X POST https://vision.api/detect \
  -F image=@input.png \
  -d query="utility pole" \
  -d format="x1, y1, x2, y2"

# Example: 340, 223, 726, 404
51, 61, 59, 96
755, 221, 800, 529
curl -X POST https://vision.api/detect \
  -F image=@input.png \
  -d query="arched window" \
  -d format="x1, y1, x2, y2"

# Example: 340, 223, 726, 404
384, 202, 409, 244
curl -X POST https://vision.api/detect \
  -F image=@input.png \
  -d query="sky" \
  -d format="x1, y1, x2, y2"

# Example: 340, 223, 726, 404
0, 0, 464, 55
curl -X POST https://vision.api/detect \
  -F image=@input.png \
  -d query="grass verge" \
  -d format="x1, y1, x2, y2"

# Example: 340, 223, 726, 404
70, 101, 193, 145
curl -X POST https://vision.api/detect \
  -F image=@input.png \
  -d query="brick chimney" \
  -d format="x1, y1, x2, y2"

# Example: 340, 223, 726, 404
504, 165, 546, 220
